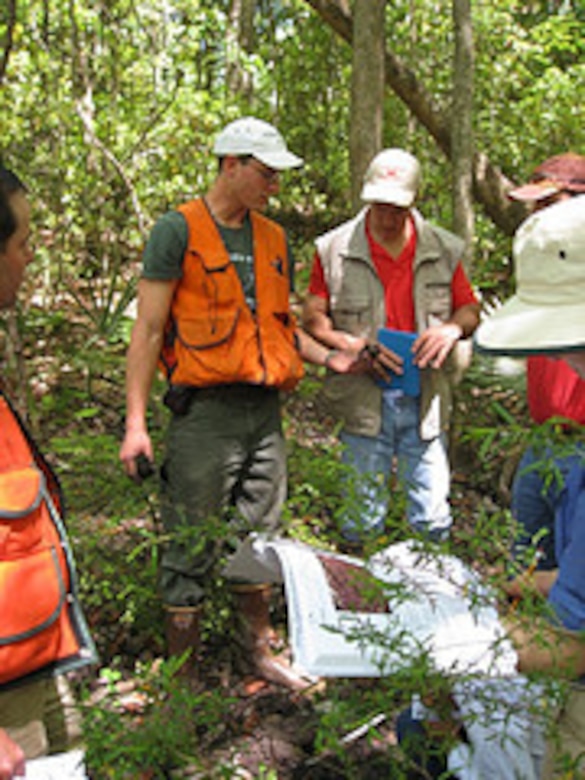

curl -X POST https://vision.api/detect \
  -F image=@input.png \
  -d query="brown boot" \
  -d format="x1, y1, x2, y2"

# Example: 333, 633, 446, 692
164, 605, 202, 680
231, 583, 309, 692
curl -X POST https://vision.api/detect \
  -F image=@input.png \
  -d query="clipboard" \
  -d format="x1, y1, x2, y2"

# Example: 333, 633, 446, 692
376, 328, 420, 396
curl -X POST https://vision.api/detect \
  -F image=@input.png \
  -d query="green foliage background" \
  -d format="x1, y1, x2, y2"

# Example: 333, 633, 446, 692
1, 0, 584, 776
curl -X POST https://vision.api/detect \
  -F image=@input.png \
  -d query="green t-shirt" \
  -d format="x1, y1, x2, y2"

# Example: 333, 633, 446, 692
141, 210, 294, 310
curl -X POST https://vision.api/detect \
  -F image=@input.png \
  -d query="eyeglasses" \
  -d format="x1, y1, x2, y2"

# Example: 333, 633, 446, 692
240, 157, 279, 184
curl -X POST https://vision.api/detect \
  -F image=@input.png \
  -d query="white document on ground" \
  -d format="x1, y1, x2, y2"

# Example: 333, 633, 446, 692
25, 749, 87, 779
226, 537, 543, 780
224, 536, 518, 678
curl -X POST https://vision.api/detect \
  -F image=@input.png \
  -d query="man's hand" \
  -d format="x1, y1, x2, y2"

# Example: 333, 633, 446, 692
0, 729, 25, 779
119, 428, 154, 483
413, 323, 462, 370
353, 342, 404, 384
329, 341, 405, 383
324, 348, 361, 374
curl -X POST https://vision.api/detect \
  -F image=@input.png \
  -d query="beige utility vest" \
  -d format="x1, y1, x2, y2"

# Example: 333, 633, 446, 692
316, 208, 466, 440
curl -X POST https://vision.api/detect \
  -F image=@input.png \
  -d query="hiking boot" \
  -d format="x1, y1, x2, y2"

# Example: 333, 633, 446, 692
231, 583, 309, 692
164, 604, 202, 681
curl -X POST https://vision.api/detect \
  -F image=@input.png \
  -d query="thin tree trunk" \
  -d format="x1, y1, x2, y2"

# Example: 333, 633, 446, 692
227, 0, 256, 98
0, 0, 17, 86
349, 0, 386, 210
452, 0, 475, 271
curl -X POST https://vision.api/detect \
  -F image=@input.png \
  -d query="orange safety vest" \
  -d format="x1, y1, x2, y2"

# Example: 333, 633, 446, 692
0, 392, 97, 689
160, 198, 304, 392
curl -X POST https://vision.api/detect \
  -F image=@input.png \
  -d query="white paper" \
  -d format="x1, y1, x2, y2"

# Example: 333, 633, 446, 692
225, 536, 518, 678
226, 536, 545, 779
25, 749, 87, 779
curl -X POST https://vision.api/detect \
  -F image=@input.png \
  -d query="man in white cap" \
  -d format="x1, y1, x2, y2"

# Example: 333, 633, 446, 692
119, 117, 356, 691
302, 149, 480, 547
476, 194, 585, 777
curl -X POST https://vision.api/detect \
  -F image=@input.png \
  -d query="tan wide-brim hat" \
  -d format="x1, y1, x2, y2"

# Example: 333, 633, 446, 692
475, 195, 585, 356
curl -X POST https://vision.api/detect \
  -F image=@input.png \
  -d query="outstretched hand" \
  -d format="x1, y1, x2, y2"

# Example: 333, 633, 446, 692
325, 348, 364, 374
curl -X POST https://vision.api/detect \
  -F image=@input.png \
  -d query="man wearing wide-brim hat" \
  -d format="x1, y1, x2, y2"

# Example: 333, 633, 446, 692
475, 194, 585, 778
504, 153, 585, 572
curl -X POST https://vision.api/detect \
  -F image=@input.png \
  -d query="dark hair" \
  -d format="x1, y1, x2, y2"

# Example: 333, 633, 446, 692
217, 154, 254, 173
0, 165, 27, 251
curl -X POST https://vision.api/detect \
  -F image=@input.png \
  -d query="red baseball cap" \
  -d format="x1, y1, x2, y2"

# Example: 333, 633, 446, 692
508, 152, 585, 202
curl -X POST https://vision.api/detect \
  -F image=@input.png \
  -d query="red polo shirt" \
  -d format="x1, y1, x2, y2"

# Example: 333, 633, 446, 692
527, 356, 585, 425
308, 214, 477, 331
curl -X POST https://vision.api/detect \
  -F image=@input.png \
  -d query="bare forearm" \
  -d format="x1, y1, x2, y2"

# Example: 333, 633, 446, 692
505, 616, 585, 677
448, 303, 481, 339
125, 326, 163, 433
505, 569, 558, 600
302, 302, 365, 351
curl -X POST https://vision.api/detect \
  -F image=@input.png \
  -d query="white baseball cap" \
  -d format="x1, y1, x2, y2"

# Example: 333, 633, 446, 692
475, 195, 585, 356
213, 117, 303, 170
360, 149, 421, 207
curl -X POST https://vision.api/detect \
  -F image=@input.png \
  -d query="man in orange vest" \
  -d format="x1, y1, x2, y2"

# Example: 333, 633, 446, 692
0, 163, 30, 780
1, 167, 89, 776
119, 117, 355, 690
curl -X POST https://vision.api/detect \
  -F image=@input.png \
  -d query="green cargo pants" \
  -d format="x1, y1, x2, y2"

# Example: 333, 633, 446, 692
159, 384, 286, 607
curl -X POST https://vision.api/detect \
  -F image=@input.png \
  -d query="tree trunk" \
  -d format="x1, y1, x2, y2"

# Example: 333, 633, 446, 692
303, 0, 528, 235
0, 0, 17, 86
227, 0, 256, 98
349, 0, 386, 210
451, 0, 475, 271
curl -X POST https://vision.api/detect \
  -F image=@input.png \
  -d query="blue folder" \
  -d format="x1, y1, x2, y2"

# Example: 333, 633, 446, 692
375, 328, 420, 396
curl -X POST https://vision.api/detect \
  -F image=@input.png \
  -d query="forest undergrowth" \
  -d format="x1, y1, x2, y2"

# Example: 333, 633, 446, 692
20, 331, 545, 778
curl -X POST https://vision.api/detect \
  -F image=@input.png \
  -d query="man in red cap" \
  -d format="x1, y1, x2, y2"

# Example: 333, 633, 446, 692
508, 152, 585, 206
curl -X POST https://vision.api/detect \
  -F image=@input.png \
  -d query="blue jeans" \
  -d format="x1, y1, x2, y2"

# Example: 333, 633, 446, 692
339, 390, 451, 542
511, 442, 585, 570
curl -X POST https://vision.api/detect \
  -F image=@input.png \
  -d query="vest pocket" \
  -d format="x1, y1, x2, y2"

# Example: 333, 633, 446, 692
423, 283, 451, 319
262, 318, 304, 390
176, 309, 240, 349
333, 293, 374, 336
0, 546, 66, 684
174, 310, 255, 382
0, 469, 45, 555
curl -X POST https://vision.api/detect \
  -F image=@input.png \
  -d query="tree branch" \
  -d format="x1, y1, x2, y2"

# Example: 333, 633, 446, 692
304, 0, 527, 235
0, 0, 17, 88
76, 98, 149, 239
